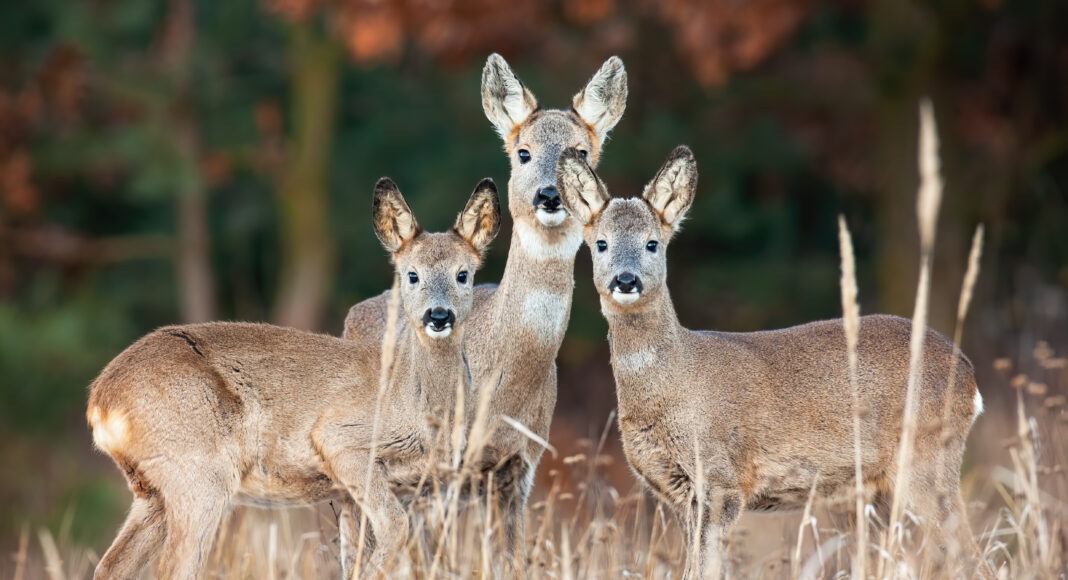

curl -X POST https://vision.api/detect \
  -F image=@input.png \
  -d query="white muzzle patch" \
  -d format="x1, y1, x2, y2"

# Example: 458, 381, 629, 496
611, 290, 640, 305
535, 208, 568, 227
425, 325, 453, 339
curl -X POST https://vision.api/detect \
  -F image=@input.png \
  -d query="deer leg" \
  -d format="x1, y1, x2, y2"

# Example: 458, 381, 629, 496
151, 459, 235, 580
907, 460, 991, 579
491, 455, 530, 578
156, 492, 230, 580
320, 448, 408, 578
94, 495, 166, 579
338, 496, 376, 580
683, 489, 743, 580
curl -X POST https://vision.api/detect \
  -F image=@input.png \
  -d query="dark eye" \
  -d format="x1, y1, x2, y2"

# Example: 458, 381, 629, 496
646, 241, 659, 253
457, 271, 468, 284
578, 150, 588, 160
518, 149, 531, 164
596, 240, 607, 253
408, 272, 419, 284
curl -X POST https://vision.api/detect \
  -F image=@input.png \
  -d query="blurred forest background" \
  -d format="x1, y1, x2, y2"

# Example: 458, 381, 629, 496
1, 0, 1066, 556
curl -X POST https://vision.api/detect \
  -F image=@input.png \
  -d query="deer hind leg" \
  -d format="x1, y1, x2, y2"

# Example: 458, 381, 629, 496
152, 461, 236, 580
906, 457, 991, 579
94, 495, 166, 579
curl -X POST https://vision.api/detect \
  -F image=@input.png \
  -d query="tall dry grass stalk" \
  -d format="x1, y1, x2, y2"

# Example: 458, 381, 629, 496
837, 215, 866, 579
354, 276, 402, 576
878, 99, 944, 578
935, 224, 985, 570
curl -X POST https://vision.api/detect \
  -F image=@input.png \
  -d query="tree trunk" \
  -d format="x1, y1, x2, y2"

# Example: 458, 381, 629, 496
271, 21, 341, 330
162, 0, 216, 323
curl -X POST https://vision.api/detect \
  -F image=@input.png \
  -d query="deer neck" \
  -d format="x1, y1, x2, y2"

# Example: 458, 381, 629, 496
601, 290, 684, 413
478, 220, 582, 361
404, 330, 470, 424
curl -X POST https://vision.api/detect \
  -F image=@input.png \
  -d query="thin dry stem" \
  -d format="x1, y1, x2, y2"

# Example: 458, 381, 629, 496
355, 276, 402, 577
880, 99, 944, 578
838, 215, 867, 579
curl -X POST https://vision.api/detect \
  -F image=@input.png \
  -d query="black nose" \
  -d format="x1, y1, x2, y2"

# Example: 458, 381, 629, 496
533, 186, 561, 211
423, 307, 455, 329
610, 272, 643, 294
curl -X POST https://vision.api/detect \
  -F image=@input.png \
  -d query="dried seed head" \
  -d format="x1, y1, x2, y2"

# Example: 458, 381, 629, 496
993, 358, 1013, 372
1033, 341, 1053, 361
1027, 382, 1048, 396
1041, 357, 1066, 370
916, 99, 943, 252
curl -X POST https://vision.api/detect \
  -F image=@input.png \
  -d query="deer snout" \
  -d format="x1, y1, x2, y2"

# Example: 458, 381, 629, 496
609, 272, 643, 305
533, 186, 562, 211
423, 307, 456, 338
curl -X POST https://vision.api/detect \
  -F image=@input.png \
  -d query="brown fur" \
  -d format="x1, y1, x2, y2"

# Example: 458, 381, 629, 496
556, 146, 990, 579
341, 54, 628, 569
88, 180, 501, 580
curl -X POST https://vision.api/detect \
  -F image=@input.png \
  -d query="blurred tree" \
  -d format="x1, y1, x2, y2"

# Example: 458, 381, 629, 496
160, 0, 217, 323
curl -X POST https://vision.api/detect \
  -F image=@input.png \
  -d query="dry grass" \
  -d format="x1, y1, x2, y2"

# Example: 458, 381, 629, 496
7, 378, 1067, 579
7, 101, 1068, 579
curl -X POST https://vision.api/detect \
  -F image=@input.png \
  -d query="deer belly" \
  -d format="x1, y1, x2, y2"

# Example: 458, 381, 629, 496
237, 459, 342, 506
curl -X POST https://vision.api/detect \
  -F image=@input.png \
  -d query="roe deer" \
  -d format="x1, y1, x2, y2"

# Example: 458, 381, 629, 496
88, 178, 501, 580
555, 146, 990, 579
342, 53, 627, 565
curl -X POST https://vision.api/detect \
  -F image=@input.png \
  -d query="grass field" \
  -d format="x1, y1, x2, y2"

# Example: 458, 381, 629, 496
6, 106, 1067, 580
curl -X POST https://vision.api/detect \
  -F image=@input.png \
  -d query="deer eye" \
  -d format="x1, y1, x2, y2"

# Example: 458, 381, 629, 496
578, 150, 588, 160
646, 241, 659, 253
596, 240, 607, 253
518, 149, 531, 164
456, 271, 468, 284
408, 272, 419, 284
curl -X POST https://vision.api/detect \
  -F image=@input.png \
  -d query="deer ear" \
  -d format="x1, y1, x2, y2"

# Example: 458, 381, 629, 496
372, 178, 421, 253
454, 178, 501, 257
556, 148, 610, 226
482, 54, 538, 139
643, 146, 697, 231
572, 56, 627, 144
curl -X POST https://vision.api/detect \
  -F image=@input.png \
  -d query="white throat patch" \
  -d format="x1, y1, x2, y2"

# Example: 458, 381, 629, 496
613, 346, 656, 374
515, 222, 583, 262
520, 290, 569, 341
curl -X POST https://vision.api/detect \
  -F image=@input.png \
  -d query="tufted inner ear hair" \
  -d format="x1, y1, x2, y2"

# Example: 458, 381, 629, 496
372, 177, 421, 253
482, 53, 539, 140
572, 56, 628, 143
454, 178, 502, 257
556, 148, 610, 227
642, 146, 698, 231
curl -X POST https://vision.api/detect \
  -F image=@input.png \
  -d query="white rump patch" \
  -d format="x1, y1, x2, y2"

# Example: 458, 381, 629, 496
521, 291, 569, 340
614, 347, 656, 374
89, 406, 130, 454
515, 222, 583, 262
425, 325, 453, 339
535, 209, 567, 227
972, 389, 984, 422
611, 290, 640, 305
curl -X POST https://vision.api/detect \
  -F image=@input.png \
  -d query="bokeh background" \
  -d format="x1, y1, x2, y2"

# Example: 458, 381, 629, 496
2, 0, 1066, 558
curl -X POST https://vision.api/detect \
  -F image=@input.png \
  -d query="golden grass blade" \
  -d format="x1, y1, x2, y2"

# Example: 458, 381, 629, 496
37, 530, 64, 580
936, 224, 985, 569
880, 98, 943, 578
355, 276, 402, 577
501, 414, 558, 459
838, 215, 867, 579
